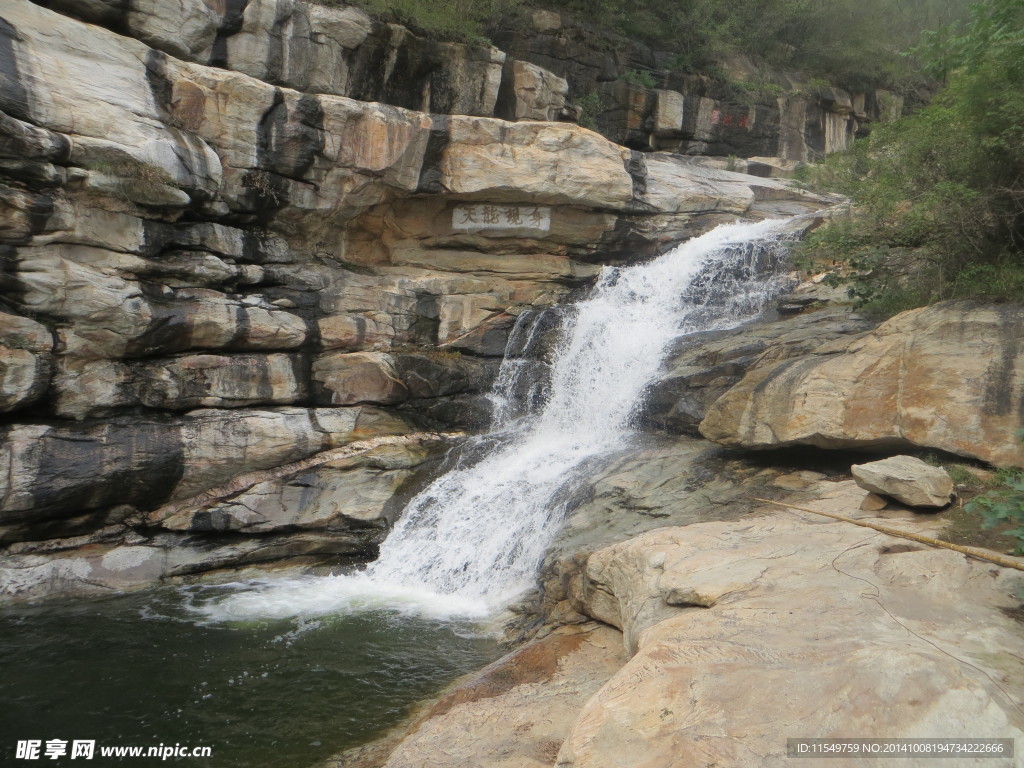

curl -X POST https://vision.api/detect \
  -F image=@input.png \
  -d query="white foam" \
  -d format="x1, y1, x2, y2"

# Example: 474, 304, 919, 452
187, 573, 490, 624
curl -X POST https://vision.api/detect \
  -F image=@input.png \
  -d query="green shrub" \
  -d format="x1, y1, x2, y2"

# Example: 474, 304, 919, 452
621, 68, 657, 89
576, 92, 604, 131
730, 77, 787, 105
313, 0, 973, 91
319, 0, 524, 44
967, 469, 1024, 553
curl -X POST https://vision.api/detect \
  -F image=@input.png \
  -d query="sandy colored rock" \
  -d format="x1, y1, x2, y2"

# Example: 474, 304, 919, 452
563, 511, 1024, 767
645, 304, 872, 434
313, 352, 410, 406
319, 313, 396, 351
439, 119, 634, 206
504, 60, 570, 121
860, 491, 889, 511
700, 302, 1024, 466
852, 455, 955, 508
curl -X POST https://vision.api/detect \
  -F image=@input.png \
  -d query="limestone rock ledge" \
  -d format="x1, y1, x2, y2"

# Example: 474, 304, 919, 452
563, 506, 1024, 767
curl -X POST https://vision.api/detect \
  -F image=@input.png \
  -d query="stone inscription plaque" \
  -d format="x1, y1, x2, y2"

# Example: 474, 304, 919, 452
452, 204, 551, 233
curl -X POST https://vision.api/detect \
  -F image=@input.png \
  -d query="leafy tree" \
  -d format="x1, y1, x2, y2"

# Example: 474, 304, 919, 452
800, 0, 1024, 314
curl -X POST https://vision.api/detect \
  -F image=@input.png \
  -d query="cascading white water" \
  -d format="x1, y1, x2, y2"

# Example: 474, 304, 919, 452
194, 218, 795, 623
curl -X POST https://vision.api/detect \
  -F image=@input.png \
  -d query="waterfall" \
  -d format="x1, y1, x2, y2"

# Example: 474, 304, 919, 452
194, 218, 794, 622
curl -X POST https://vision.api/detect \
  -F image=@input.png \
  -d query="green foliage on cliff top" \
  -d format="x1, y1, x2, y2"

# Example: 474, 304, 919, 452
545, 0, 970, 87
798, 0, 1024, 316
321, 0, 972, 89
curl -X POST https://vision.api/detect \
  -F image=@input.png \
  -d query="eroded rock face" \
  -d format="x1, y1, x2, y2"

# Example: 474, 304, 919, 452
0, 406, 410, 529
852, 455, 955, 508
0, 312, 52, 412
562, 507, 1024, 766
498, 59, 571, 122
700, 301, 1024, 467
0, 0, 840, 600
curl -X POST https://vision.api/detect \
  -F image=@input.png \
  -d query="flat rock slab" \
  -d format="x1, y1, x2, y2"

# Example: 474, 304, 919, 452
567, 497, 1024, 767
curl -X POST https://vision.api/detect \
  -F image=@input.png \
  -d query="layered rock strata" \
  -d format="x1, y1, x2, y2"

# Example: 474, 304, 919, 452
26, 0, 904, 165
493, 12, 906, 159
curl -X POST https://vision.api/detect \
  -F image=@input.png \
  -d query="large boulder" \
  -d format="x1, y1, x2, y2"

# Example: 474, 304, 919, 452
700, 302, 1024, 467
851, 455, 955, 509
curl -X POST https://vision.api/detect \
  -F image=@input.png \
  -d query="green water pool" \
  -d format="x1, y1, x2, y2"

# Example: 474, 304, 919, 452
0, 584, 500, 767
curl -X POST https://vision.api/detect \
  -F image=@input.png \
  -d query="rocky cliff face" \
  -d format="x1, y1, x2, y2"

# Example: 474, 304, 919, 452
0, 0, 830, 601
25, 0, 902, 167
494, 11, 905, 162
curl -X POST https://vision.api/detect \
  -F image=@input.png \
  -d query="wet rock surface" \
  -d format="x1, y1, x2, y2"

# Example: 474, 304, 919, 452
0, 431, 454, 602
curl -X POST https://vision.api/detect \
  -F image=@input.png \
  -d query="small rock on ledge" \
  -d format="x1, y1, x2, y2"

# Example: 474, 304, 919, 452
851, 455, 955, 509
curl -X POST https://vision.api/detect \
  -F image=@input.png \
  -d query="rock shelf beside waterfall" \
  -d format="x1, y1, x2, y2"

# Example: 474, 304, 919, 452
351, 481, 1024, 768
699, 301, 1024, 467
